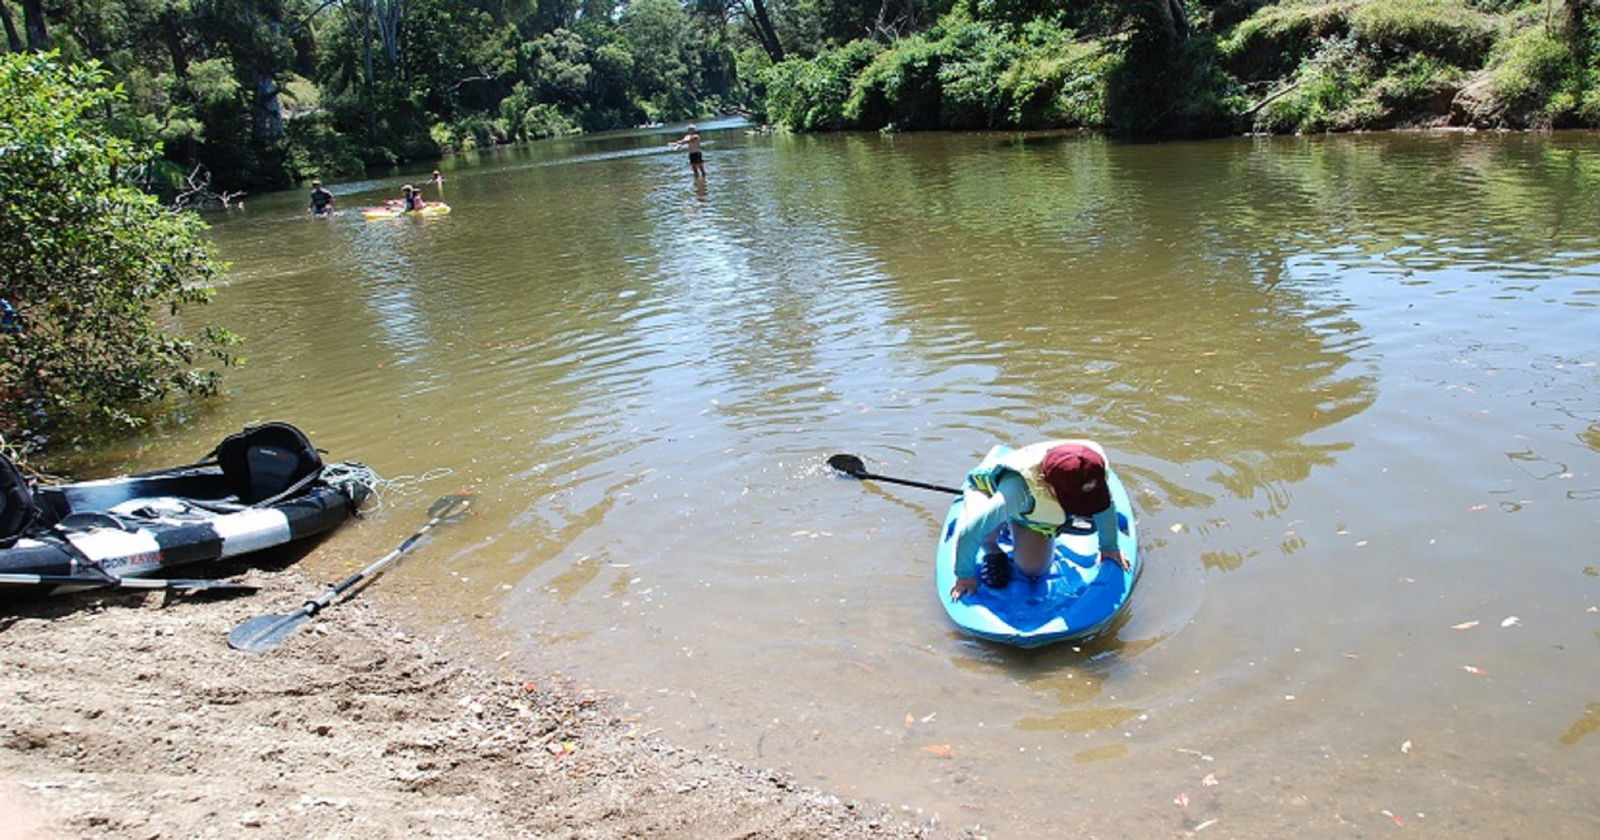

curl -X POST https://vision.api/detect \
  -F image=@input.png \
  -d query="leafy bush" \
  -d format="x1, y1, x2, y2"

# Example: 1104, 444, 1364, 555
285, 111, 366, 180
845, 33, 949, 128
1485, 26, 1575, 116
0, 54, 236, 446
1222, 1, 1355, 81
1349, 0, 1495, 65
1372, 52, 1466, 114
762, 39, 884, 131
1222, 0, 1491, 81
1253, 36, 1381, 131
999, 34, 1110, 127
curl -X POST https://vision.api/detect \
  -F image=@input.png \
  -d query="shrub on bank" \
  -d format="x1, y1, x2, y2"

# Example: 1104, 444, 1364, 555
763, 39, 884, 131
1222, 0, 1494, 80
0, 54, 235, 447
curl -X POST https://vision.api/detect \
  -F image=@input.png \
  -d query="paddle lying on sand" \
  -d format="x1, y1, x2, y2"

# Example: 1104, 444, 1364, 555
826, 454, 962, 495
0, 572, 257, 593
227, 494, 474, 653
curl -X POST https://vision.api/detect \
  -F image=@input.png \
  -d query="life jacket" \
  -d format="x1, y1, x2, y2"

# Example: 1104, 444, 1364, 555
208, 422, 325, 506
967, 440, 1106, 536
0, 451, 40, 546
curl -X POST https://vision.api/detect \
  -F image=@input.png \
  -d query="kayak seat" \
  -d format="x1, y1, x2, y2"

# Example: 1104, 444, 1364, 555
213, 422, 325, 506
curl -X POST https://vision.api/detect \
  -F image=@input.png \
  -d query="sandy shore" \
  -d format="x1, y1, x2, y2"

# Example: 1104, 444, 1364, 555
0, 568, 935, 839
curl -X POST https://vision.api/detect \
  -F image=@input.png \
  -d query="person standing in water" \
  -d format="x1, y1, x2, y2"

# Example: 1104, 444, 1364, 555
668, 124, 706, 179
309, 180, 334, 216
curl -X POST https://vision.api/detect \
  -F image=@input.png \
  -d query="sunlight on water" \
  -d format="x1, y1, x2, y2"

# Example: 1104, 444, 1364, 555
152, 127, 1600, 837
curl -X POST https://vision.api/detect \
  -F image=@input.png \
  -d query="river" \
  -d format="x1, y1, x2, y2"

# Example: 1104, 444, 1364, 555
104, 121, 1600, 836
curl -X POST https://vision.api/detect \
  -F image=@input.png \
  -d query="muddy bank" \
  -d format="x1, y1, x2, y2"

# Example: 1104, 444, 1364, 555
0, 569, 937, 839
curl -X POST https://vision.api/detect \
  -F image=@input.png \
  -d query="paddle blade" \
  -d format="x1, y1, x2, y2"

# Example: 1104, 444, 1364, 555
827, 454, 867, 477
427, 493, 475, 521
227, 610, 312, 653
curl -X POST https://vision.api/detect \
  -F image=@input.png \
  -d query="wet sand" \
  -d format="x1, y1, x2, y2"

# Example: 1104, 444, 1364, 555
0, 568, 935, 839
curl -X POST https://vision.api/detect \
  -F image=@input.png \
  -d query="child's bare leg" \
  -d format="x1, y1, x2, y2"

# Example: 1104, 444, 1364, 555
1011, 526, 1053, 577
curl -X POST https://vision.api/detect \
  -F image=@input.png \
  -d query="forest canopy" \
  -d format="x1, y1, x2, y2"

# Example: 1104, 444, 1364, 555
2, 0, 1596, 192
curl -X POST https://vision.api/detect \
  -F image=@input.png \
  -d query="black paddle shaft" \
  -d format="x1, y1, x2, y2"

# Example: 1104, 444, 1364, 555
303, 493, 473, 614
227, 494, 474, 653
827, 454, 962, 495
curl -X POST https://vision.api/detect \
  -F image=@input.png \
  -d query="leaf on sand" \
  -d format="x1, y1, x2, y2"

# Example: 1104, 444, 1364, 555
1380, 809, 1405, 827
1451, 621, 1479, 630
1462, 665, 1488, 676
923, 744, 953, 758
1400, 740, 1412, 754
1201, 773, 1219, 787
904, 713, 915, 728
1173, 792, 1189, 808
1500, 616, 1520, 627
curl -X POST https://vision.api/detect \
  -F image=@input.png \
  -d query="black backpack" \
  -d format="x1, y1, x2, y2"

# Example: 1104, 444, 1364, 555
0, 452, 40, 545
210, 422, 325, 506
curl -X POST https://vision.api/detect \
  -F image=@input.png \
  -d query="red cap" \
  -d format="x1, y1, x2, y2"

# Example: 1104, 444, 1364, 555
1040, 443, 1111, 516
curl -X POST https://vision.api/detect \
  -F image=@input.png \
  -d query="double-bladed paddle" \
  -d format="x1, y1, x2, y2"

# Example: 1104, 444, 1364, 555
0, 572, 257, 593
227, 493, 474, 653
826, 454, 962, 495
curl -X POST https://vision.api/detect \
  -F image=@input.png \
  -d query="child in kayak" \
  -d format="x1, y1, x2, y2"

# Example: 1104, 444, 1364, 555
947, 440, 1129, 601
388, 185, 426, 212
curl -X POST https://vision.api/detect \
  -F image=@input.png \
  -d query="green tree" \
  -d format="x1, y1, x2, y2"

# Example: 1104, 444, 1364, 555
0, 53, 235, 445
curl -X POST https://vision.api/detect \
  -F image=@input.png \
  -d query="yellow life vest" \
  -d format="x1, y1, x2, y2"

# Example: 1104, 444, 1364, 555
968, 440, 1102, 536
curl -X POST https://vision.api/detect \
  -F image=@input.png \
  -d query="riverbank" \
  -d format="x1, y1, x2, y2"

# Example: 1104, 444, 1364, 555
0, 569, 935, 839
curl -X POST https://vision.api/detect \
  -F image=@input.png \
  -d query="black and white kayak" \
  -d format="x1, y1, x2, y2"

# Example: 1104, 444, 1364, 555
0, 423, 372, 594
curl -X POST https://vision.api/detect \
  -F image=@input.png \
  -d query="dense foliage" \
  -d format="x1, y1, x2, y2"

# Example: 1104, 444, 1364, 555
762, 0, 1600, 136
0, 53, 235, 447
4, 0, 1594, 188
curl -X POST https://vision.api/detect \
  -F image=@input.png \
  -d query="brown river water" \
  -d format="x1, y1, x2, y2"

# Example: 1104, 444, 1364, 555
93, 123, 1599, 836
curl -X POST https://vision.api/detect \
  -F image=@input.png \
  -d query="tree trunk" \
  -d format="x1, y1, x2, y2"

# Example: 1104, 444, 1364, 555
1148, 0, 1189, 48
0, 0, 24, 53
377, 0, 402, 79
21, 0, 45, 50
252, 68, 284, 142
163, 13, 190, 77
746, 0, 783, 62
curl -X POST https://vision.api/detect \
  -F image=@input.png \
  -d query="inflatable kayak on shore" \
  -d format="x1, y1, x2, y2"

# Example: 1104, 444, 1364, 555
362, 203, 451, 220
0, 423, 373, 594
934, 445, 1140, 648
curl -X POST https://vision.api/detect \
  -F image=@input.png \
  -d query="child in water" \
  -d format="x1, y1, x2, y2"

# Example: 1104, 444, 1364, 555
668, 125, 706, 179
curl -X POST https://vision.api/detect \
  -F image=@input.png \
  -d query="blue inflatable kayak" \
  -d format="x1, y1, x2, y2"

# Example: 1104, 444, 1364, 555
934, 445, 1140, 648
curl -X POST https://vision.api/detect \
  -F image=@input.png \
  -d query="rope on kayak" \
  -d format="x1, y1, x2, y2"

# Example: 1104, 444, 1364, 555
321, 462, 456, 513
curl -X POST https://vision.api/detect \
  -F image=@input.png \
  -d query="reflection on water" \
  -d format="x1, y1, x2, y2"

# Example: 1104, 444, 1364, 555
117, 126, 1600, 837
